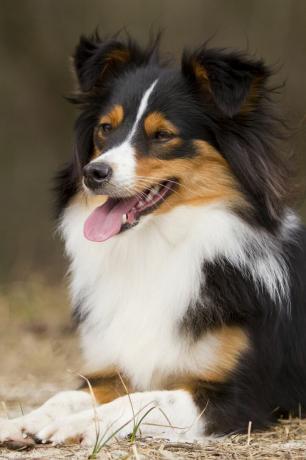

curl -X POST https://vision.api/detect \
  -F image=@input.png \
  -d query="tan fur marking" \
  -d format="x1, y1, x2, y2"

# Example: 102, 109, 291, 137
135, 140, 246, 213
101, 49, 130, 79
240, 76, 265, 114
144, 112, 179, 137
166, 326, 249, 389
192, 60, 211, 94
196, 326, 249, 382
92, 146, 101, 159
106, 49, 130, 65
81, 369, 133, 404
163, 137, 183, 149
93, 105, 124, 157
99, 104, 124, 128
193, 60, 209, 82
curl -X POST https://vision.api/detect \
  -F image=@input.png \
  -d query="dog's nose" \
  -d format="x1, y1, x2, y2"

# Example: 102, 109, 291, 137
83, 162, 113, 189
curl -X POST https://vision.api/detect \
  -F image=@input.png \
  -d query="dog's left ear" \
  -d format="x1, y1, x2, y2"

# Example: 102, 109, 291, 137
182, 47, 270, 117
73, 33, 158, 92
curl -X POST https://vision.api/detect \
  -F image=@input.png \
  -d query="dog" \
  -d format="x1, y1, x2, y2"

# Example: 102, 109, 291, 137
1, 33, 306, 446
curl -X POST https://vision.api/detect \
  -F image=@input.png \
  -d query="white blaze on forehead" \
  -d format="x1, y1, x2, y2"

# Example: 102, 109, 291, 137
127, 79, 158, 141
91, 79, 158, 190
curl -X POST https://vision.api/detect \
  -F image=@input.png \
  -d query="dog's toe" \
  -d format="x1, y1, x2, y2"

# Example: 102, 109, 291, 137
0, 418, 24, 443
36, 416, 89, 445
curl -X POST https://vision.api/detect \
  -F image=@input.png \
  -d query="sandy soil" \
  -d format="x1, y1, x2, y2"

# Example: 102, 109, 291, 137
0, 279, 306, 459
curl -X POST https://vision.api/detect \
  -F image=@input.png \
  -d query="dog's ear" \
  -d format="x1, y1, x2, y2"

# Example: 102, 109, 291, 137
73, 33, 155, 92
182, 47, 270, 117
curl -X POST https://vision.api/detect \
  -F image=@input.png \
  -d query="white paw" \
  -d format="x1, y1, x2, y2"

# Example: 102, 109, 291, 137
35, 406, 131, 446
36, 413, 94, 445
0, 391, 92, 441
0, 418, 24, 443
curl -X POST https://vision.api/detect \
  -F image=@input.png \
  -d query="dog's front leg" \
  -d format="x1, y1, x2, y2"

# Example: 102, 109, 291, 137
35, 390, 204, 445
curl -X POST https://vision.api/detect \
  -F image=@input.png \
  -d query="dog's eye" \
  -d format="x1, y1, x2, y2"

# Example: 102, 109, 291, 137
153, 130, 174, 142
98, 123, 113, 135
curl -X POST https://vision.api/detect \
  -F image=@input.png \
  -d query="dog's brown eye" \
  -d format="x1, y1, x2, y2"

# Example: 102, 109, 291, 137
98, 123, 113, 135
153, 130, 174, 142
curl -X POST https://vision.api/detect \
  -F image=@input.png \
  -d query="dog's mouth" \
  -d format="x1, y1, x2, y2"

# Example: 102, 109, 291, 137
83, 179, 177, 242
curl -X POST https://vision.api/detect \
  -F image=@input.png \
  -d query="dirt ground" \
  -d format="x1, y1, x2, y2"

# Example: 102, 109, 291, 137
0, 278, 306, 459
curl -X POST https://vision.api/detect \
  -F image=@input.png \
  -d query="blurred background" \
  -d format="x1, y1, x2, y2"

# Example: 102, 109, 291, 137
0, 0, 306, 284
0, 0, 306, 418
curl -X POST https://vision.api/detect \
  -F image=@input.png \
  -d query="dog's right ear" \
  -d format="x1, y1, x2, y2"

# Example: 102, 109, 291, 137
73, 33, 157, 92
182, 46, 270, 117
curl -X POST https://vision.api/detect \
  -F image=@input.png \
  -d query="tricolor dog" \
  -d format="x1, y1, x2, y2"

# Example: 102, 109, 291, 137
1, 33, 306, 446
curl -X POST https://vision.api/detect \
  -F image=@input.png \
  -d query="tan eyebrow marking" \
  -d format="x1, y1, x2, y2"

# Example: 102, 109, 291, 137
144, 112, 179, 137
99, 104, 124, 128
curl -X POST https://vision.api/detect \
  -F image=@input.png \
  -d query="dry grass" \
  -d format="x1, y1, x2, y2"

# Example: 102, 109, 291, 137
0, 278, 305, 459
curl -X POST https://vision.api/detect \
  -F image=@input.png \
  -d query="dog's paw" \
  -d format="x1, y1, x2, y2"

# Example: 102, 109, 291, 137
0, 391, 93, 442
36, 412, 97, 445
0, 418, 24, 443
35, 406, 130, 446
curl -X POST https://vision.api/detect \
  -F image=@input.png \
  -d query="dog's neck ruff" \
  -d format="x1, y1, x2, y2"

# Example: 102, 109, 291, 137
60, 201, 296, 387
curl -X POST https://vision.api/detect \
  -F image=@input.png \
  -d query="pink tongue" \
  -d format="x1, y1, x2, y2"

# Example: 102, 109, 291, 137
84, 197, 139, 242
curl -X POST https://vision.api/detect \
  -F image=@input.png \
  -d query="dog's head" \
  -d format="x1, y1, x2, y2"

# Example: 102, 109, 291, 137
59, 33, 290, 242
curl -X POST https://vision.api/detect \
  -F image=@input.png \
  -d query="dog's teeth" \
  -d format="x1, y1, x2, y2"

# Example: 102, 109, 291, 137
122, 214, 127, 224
146, 192, 154, 201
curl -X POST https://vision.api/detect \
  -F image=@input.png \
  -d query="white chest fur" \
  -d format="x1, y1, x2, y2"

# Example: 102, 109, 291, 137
60, 200, 290, 389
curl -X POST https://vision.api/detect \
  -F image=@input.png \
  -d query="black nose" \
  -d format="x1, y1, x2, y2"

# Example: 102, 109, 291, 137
83, 162, 113, 189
